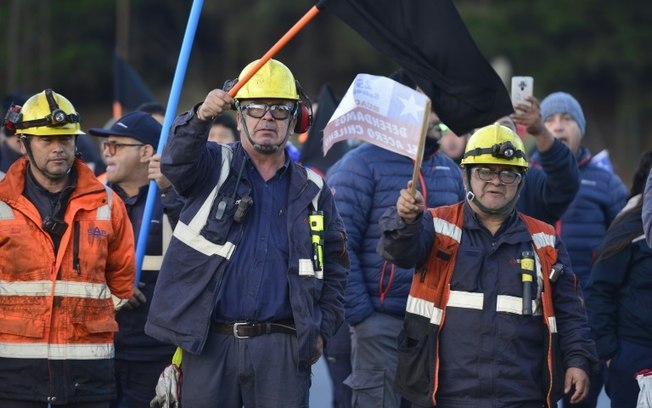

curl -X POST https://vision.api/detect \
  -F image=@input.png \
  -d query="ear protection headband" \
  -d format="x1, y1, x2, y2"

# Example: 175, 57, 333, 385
223, 78, 313, 134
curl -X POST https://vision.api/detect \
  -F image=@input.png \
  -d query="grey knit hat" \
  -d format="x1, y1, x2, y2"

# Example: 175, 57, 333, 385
540, 92, 586, 137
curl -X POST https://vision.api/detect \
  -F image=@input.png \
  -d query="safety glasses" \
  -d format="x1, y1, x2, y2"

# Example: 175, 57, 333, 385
473, 167, 522, 185
241, 103, 294, 120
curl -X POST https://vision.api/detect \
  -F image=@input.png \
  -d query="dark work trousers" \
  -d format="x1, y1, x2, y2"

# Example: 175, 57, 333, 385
0, 401, 109, 408
345, 312, 410, 408
182, 330, 311, 408
323, 323, 353, 408
111, 359, 170, 408
604, 338, 652, 408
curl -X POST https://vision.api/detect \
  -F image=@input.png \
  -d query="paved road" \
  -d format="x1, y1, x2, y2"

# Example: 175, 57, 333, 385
309, 358, 611, 408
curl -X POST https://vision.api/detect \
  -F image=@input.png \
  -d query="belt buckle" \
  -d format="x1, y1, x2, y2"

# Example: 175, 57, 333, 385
233, 322, 250, 339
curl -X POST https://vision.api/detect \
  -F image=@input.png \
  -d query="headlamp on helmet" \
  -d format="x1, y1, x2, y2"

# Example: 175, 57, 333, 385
460, 123, 529, 169
4, 89, 84, 137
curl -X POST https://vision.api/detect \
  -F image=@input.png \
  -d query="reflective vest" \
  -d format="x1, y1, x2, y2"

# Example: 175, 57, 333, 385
397, 202, 563, 407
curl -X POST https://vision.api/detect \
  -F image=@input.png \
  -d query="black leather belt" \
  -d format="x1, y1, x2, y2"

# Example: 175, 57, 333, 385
214, 320, 296, 339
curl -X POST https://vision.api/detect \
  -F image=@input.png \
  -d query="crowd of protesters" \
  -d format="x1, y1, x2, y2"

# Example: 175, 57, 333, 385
0, 58, 649, 408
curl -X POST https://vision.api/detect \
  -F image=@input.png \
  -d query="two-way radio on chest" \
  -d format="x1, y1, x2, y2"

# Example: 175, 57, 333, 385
214, 158, 252, 223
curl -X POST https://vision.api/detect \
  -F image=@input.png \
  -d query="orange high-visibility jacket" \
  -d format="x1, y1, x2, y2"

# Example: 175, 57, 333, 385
0, 157, 135, 404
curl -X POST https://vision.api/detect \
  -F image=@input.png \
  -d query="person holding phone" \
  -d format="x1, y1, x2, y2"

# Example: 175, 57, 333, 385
535, 91, 627, 408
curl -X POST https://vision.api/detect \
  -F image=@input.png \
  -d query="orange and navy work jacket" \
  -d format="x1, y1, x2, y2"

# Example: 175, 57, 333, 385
387, 202, 571, 408
0, 158, 135, 362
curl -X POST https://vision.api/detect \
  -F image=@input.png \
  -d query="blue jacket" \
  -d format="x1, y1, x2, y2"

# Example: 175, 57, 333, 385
145, 110, 349, 368
378, 202, 597, 407
532, 145, 626, 285
585, 208, 652, 360
111, 184, 176, 362
327, 138, 578, 327
643, 169, 652, 248
518, 138, 580, 225
327, 143, 464, 325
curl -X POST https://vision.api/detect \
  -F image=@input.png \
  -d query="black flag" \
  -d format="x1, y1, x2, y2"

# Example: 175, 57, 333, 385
114, 52, 156, 111
315, 0, 513, 135
299, 84, 352, 176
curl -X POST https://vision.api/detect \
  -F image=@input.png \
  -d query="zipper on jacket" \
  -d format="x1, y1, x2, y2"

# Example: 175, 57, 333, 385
379, 261, 396, 304
73, 221, 80, 275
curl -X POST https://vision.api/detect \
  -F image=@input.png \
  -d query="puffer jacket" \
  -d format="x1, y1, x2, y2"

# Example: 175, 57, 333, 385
0, 157, 135, 404
145, 109, 349, 369
532, 145, 627, 286
327, 143, 464, 326
518, 138, 579, 225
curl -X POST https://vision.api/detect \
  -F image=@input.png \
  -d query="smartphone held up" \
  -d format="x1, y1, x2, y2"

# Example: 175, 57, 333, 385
511, 76, 534, 107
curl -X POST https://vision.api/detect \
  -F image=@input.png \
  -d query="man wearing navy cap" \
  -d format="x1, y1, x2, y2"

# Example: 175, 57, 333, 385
89, 111, 176, 408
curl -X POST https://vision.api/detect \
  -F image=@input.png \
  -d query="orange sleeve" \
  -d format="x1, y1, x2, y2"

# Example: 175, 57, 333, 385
105, 191, 136, 300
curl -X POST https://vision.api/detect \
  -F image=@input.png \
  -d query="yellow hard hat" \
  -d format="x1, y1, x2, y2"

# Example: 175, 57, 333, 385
234, 59, 299, 101
14, 89, 84, 136
461, 123, 528, 169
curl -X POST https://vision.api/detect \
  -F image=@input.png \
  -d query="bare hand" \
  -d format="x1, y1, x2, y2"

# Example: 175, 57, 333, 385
396, 181, 425, 224
148, 154, 172, 190
196, 89, 234, 121
512, 96, 544, 136
123, 282, 147, 310
564, 367, 590, 404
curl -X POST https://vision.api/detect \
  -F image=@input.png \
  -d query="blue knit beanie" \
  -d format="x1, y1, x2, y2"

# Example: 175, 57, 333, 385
540, 92, 586, 137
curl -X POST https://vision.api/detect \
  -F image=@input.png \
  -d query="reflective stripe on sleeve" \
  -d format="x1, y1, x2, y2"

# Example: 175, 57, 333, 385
0, 342, 114, 360
432, 217, 462, 243
0, 280, 111, 299
547, 317, 557, 333
406, 295, 444, 325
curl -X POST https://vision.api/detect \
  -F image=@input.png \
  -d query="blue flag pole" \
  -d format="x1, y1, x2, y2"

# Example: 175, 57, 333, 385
134, 0, 204, 285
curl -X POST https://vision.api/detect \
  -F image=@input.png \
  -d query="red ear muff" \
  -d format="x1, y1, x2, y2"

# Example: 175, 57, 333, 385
293, 80, 313, 134
294, 102, 312, 134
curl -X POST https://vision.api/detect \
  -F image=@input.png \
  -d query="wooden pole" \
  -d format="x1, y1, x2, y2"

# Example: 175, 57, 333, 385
409, 99, 432, 196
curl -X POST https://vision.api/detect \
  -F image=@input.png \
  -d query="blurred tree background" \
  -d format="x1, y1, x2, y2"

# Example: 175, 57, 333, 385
1, 0, 650, 184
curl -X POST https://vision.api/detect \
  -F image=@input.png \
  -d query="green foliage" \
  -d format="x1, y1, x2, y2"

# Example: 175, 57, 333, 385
459, 0, 652, 118
1, 0, 649, 181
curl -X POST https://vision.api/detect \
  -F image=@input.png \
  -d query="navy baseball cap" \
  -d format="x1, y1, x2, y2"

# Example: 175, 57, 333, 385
88, 111, 162, 149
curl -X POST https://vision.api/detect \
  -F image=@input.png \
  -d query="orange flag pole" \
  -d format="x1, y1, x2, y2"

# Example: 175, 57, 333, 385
227, 6, 321, 98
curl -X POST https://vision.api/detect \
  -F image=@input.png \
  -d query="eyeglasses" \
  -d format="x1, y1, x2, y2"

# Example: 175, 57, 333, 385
102, 141, 144, 155
472, 167, 522, 185
241, 103, 294, 120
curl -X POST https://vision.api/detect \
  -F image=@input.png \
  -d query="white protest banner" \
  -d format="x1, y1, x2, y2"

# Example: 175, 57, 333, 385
323, 74, 430, 160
